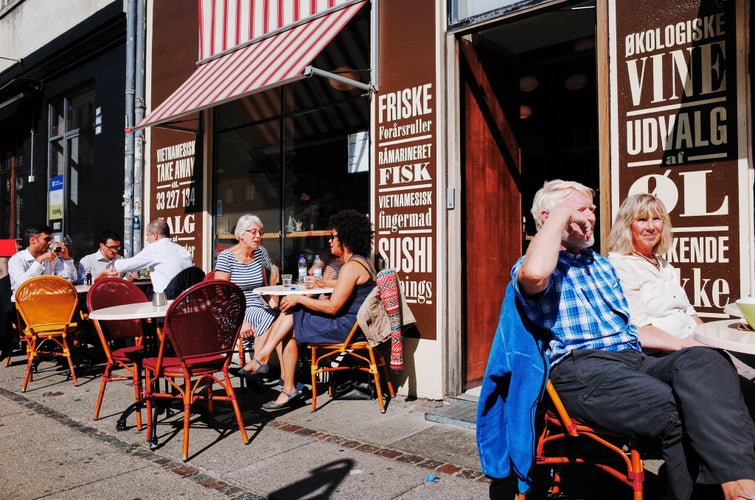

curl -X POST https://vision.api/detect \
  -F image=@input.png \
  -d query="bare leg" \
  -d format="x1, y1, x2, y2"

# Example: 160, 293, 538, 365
269, 335, 299, 405
721, 479, 755, 499
241, 313, 293, 371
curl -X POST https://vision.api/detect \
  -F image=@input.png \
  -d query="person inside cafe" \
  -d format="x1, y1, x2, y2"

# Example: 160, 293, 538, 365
77, 230, 126, 284
8, 224, 77, 298
510, 179, 755, 499
214, 214, 279, 350
237, 209, 376, 411
606, 193, 706, 353
113, 218, 193, 294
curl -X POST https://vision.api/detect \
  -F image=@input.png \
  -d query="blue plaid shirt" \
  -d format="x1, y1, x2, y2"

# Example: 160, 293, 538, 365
512, 248, 640, 366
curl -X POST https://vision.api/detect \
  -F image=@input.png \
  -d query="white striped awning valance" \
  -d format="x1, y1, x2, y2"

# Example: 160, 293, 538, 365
136, 0, 365, 129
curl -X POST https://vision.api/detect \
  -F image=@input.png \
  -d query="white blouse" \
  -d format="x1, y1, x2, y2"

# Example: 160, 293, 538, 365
608, 252, 698, 339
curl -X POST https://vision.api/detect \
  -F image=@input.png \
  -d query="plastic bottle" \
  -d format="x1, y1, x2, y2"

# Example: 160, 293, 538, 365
298, 254, 307, 284
313, 255, 323, 279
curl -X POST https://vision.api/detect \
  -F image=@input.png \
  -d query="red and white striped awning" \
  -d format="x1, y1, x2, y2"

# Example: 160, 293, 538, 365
135, 0, 366, 129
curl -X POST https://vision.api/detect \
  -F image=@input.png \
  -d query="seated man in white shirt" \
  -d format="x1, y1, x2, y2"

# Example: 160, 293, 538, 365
8, 224, 77, 299
113, 219, 193, 294
77, 230, 125, 284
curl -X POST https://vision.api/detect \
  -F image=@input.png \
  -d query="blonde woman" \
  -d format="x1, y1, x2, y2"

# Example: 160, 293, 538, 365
606, 193, 705, 352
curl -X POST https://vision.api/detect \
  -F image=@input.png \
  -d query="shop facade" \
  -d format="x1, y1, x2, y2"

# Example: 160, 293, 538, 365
137, 0, 752, 399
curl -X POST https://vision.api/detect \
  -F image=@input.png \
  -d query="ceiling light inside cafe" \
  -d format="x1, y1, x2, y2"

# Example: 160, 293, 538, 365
519, 75, 539, 92
564, 73, 588, 91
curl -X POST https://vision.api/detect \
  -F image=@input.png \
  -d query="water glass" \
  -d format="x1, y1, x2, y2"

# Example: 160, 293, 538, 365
281, 274, 292, 287
304, 275, 316, 289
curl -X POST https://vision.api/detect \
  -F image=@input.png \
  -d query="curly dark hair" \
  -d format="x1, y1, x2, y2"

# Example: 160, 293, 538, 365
328, 210, 373, 257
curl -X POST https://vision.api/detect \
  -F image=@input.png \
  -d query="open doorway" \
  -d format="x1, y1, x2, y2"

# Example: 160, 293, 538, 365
460, 1, 598, 389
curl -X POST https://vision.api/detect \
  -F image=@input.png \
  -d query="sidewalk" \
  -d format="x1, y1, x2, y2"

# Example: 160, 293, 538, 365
0, 351, 489, 499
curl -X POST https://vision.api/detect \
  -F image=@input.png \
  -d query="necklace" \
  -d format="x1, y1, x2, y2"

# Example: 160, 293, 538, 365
632, 251, 659, 270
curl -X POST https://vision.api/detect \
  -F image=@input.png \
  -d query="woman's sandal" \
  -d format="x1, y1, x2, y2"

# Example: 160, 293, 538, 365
237, 358, 269, 377
262, 390, 302, 411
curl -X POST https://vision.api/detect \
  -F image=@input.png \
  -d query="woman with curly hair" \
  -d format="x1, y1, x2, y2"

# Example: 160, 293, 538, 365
237, 209, 376, 410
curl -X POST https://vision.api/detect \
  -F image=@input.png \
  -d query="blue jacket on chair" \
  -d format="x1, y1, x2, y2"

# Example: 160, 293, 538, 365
476, 282, 550, 494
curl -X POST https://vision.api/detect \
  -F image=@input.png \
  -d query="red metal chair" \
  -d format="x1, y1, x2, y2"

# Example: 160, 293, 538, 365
143, 280, 249, 461
14, 275, 79, 391
87, 278, 149, 430
519, 379, 645, 499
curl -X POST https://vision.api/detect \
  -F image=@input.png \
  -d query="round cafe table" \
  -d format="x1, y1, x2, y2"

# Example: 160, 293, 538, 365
694, 319, 755, 355
252, 284, 334, 296
88, 300, 172, 431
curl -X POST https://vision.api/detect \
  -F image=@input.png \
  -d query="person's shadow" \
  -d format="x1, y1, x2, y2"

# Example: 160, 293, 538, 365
267, 459, 354, 499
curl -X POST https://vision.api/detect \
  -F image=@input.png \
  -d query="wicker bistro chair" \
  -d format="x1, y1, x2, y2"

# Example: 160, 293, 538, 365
14, 275, 79, 392
143, 280, 249, 461
519, 379, 646, 500
87, 278, 150, 431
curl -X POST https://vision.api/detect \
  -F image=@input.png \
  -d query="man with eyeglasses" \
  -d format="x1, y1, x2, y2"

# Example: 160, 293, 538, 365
76, 230, 125, 284
8, 224, 77, 298
113, 219, 193, 294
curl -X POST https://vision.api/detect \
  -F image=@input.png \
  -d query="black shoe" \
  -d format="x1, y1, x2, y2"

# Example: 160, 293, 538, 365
237, 358, 269, 377
262, 390, 302, 411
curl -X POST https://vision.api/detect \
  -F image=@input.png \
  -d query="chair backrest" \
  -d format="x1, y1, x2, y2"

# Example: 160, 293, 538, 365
164, 266, 206, 300
163, 280, 245, 361
87, 278, 148, 340
15, 275, 78, 331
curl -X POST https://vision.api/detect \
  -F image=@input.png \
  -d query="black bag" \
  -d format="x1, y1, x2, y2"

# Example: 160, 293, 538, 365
332, 373, 376, 400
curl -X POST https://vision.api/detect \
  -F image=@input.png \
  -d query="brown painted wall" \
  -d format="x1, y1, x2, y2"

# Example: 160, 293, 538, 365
148, 1, 203, 266
374, 0, 438, 340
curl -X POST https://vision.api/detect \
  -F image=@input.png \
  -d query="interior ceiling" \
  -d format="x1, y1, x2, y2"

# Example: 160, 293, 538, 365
475, 1, 596, 56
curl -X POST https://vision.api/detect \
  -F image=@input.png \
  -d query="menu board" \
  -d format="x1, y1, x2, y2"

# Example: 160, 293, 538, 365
611, 0, 747, 316
375, 0, 437, 338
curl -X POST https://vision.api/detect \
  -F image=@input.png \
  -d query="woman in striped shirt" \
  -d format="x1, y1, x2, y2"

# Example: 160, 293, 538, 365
214, 214, 279, 345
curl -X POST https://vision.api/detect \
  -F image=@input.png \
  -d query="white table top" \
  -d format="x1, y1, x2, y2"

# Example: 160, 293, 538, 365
75, 284, 91, 294
694, 319, 755, 354
252, 284, 334, 296
88, 301, 172, 320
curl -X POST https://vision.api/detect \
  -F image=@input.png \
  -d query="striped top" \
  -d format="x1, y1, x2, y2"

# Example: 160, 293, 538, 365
216, 246, 271, 301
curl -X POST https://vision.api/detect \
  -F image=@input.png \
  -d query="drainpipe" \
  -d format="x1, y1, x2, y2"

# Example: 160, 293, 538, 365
123, 0, 137, 257
133, 0, 146, 254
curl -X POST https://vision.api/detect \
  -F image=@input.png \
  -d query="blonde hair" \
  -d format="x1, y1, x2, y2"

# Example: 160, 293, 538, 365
234, 214, 264, 240
530, 179, 595, 230
606, 193, 673, 255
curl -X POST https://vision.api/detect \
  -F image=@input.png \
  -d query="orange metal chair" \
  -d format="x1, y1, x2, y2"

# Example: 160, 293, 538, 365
143, 280, 249, 461
306, 291, 396, 413
14, 275, 79, 392
519, 379, 645, 500
87, 278, 149, 430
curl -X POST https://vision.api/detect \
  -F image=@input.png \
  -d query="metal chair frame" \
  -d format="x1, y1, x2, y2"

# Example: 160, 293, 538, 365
518, 380, 645, 499
87, 278, 149, 430
306, 307, 395, 413
143, 280, 249, 461
14, 275, 79, 392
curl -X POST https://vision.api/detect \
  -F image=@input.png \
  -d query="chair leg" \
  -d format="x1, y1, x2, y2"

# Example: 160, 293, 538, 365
366, 347, 388, 413
62, 339, 78, 386
182, 377, 191, 461
224, 371, 249, 445
22, 346, 35, 392
93, 361, 113, 421
310, 346, 318, 412
132, 362, 143, 431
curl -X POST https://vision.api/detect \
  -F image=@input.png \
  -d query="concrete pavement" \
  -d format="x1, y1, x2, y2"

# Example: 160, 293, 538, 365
0, 349, 489, 499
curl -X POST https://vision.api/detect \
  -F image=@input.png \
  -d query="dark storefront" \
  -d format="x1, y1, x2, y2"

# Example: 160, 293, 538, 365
0, 2, 127, 263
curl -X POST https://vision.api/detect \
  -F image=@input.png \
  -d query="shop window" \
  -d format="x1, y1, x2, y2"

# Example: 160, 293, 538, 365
47, 87, 96, 259
214, 82, 370, 273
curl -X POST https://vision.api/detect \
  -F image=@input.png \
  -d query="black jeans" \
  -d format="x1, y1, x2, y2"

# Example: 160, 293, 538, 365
550, 347, 755, 500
